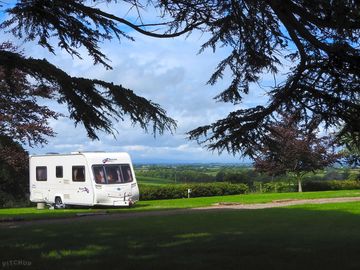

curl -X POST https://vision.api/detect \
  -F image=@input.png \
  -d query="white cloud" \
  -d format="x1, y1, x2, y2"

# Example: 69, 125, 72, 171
53, 144, 85, 150
120, 145, 149, 152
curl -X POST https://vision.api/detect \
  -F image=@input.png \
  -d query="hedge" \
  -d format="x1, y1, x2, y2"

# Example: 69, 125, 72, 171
0, 191, 31, 208
302, 180, 360, 192
139, 182, 249, 200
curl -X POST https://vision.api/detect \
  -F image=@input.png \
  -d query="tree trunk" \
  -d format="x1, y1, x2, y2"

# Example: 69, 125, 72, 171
297, 178, 303, 192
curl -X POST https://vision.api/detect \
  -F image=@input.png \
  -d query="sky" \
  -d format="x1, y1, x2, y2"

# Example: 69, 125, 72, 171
1, 1, 291, 164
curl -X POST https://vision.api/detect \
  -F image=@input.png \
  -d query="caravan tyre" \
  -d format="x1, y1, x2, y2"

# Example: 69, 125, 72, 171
54, 197, 64, 209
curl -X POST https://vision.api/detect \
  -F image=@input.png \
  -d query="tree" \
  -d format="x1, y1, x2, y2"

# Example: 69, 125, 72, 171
338, 132, 360, 168
158, 0, 360, 156
336, 105, 360, 167
0, 2, 177, 149
253, 114, 340, 192
1, 0, 359, 158
0, 42, 60, 146
0, 135, 29, 206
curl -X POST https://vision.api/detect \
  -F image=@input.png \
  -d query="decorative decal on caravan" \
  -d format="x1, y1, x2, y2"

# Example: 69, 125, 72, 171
102, 158, 117, 164
78, 187, 90, 193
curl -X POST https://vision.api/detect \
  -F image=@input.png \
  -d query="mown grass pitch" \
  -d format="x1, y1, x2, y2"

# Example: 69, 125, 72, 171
1, 189, 360, 221
1, 201, 360, 269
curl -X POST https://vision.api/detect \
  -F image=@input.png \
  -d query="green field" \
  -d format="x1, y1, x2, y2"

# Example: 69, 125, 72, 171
2, 201, 360, 269
1, 189, 360, 221
136, 175, 176, 185
134, 165, 360, 184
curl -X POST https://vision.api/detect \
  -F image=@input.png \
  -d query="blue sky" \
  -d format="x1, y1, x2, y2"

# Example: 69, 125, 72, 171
1, 1, 292, 164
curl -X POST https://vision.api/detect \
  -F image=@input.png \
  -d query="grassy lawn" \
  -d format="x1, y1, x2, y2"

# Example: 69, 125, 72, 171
1, 201, 360, 269
1, 189, 360, 221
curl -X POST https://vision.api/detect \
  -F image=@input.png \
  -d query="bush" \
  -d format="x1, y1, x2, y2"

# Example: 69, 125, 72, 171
348, 171, 360, 181
0, 191, 15, 208
139, 182, 249, 200
0, 191, 31, 208
302, 180, 360, 192
253, 182, 297, 193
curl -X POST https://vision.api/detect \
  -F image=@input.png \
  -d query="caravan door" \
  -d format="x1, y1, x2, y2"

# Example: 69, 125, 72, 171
68, 165, 94, 205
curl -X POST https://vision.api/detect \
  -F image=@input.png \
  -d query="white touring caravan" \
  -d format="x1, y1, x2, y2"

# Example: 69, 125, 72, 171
29, 152, 139, 208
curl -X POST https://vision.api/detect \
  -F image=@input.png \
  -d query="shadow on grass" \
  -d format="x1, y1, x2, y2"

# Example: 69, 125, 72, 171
1, 203, 360, 270
0, 203, 157, 221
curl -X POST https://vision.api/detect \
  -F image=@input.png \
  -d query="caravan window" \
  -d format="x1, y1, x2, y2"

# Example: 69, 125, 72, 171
72, 166, 85, 182
104, 165, 122, 184
93, 166, 106, 184
120, 165, 133, 183
36, 166, 47, 181
92, 164, 133, 184
56, 166, 63, 178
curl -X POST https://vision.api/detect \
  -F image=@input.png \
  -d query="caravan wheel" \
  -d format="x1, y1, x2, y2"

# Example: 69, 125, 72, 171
54, 196, 65, 209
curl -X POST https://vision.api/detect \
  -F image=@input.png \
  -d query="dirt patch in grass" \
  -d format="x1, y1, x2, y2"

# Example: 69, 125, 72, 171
208, 197, 360, 210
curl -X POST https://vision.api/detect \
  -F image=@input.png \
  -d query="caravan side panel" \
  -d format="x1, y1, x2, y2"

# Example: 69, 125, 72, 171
29, 155, 95, 206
